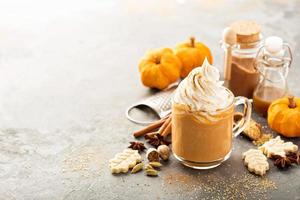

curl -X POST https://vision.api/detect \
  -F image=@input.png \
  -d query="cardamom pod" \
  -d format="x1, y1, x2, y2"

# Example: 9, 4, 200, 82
149, 162, 162, 168
145, 164, 154, 170
131, 163, 144, 173
145, 169, 158, 176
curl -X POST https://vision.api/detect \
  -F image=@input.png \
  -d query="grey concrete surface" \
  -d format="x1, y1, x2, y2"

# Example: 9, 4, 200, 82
0, 0, 300, 199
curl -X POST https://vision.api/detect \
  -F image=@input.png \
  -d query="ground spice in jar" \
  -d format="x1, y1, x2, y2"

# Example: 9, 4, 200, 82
225, 21, 262, 98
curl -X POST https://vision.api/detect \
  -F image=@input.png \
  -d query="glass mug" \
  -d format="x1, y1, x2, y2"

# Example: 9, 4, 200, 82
172, 90, 252, 169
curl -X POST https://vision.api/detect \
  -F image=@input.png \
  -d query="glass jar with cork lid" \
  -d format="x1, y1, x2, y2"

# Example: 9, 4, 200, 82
222, 20, 262, 98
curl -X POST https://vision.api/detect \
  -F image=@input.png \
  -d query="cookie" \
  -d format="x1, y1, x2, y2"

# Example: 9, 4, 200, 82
243, 149, 269, 176
235, 116, 271, 146
259, 136, 298, 158
243, 119, 262, 141
109, 149, 142, 174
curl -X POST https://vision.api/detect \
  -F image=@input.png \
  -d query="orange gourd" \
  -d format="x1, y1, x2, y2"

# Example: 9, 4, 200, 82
138, 48, 181, 90
268, 96, 300, 137
175, 37, 213, 78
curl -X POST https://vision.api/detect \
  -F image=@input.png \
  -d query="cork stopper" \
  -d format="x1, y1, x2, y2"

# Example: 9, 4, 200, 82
230, 20, 261, 44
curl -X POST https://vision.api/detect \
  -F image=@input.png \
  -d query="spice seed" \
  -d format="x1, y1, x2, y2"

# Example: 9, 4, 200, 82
145, 169, 158, 176
131, 163, 144, 173
149, 162, 162, 168
145, 164, 154, 170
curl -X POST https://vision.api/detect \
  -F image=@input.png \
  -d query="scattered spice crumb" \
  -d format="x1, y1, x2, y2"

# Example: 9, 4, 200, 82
163, 169, 277, 200
62, 146, 103, 177
253, 133, 273, 146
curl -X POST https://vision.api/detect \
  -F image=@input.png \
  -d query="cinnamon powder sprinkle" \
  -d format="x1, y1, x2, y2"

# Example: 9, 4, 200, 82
163, 170, 277, 200
253, 133, 273, 146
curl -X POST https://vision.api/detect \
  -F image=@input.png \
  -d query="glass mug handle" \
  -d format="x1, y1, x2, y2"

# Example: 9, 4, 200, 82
232, 96, 252, 137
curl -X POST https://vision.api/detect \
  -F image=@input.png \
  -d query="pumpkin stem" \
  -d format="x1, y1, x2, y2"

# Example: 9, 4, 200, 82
288, 96, 296, 108
190, 37, 195, 48
155, 56, 160, 64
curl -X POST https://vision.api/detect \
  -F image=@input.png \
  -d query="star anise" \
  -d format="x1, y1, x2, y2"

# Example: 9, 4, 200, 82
144, 133, 171, 148
272, 155, 292, 169
128, 141, 146, 152
287, 151, 300, 165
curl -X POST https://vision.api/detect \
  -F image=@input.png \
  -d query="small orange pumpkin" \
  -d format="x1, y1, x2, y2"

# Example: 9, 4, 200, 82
268, 96, 300, 137
175, 37, 213, 78
138, 48, 181, 90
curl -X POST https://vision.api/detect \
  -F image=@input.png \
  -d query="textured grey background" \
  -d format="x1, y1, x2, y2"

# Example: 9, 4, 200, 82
0, 0, 299, 199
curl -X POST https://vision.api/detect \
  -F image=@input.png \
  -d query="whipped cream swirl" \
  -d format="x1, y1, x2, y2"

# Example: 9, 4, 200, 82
173, 58, 233, 113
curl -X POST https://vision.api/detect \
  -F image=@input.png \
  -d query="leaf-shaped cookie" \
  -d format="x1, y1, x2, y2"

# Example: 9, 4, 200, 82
109, 149, 142, 174
243, 149, 269, 176
259, 136, 298, 158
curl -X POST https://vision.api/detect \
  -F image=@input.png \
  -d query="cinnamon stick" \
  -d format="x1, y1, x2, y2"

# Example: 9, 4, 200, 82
158, 116, 171, 134
161, 122, 172, 138
144, 131, 158, 139
133, 118, 166, 138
